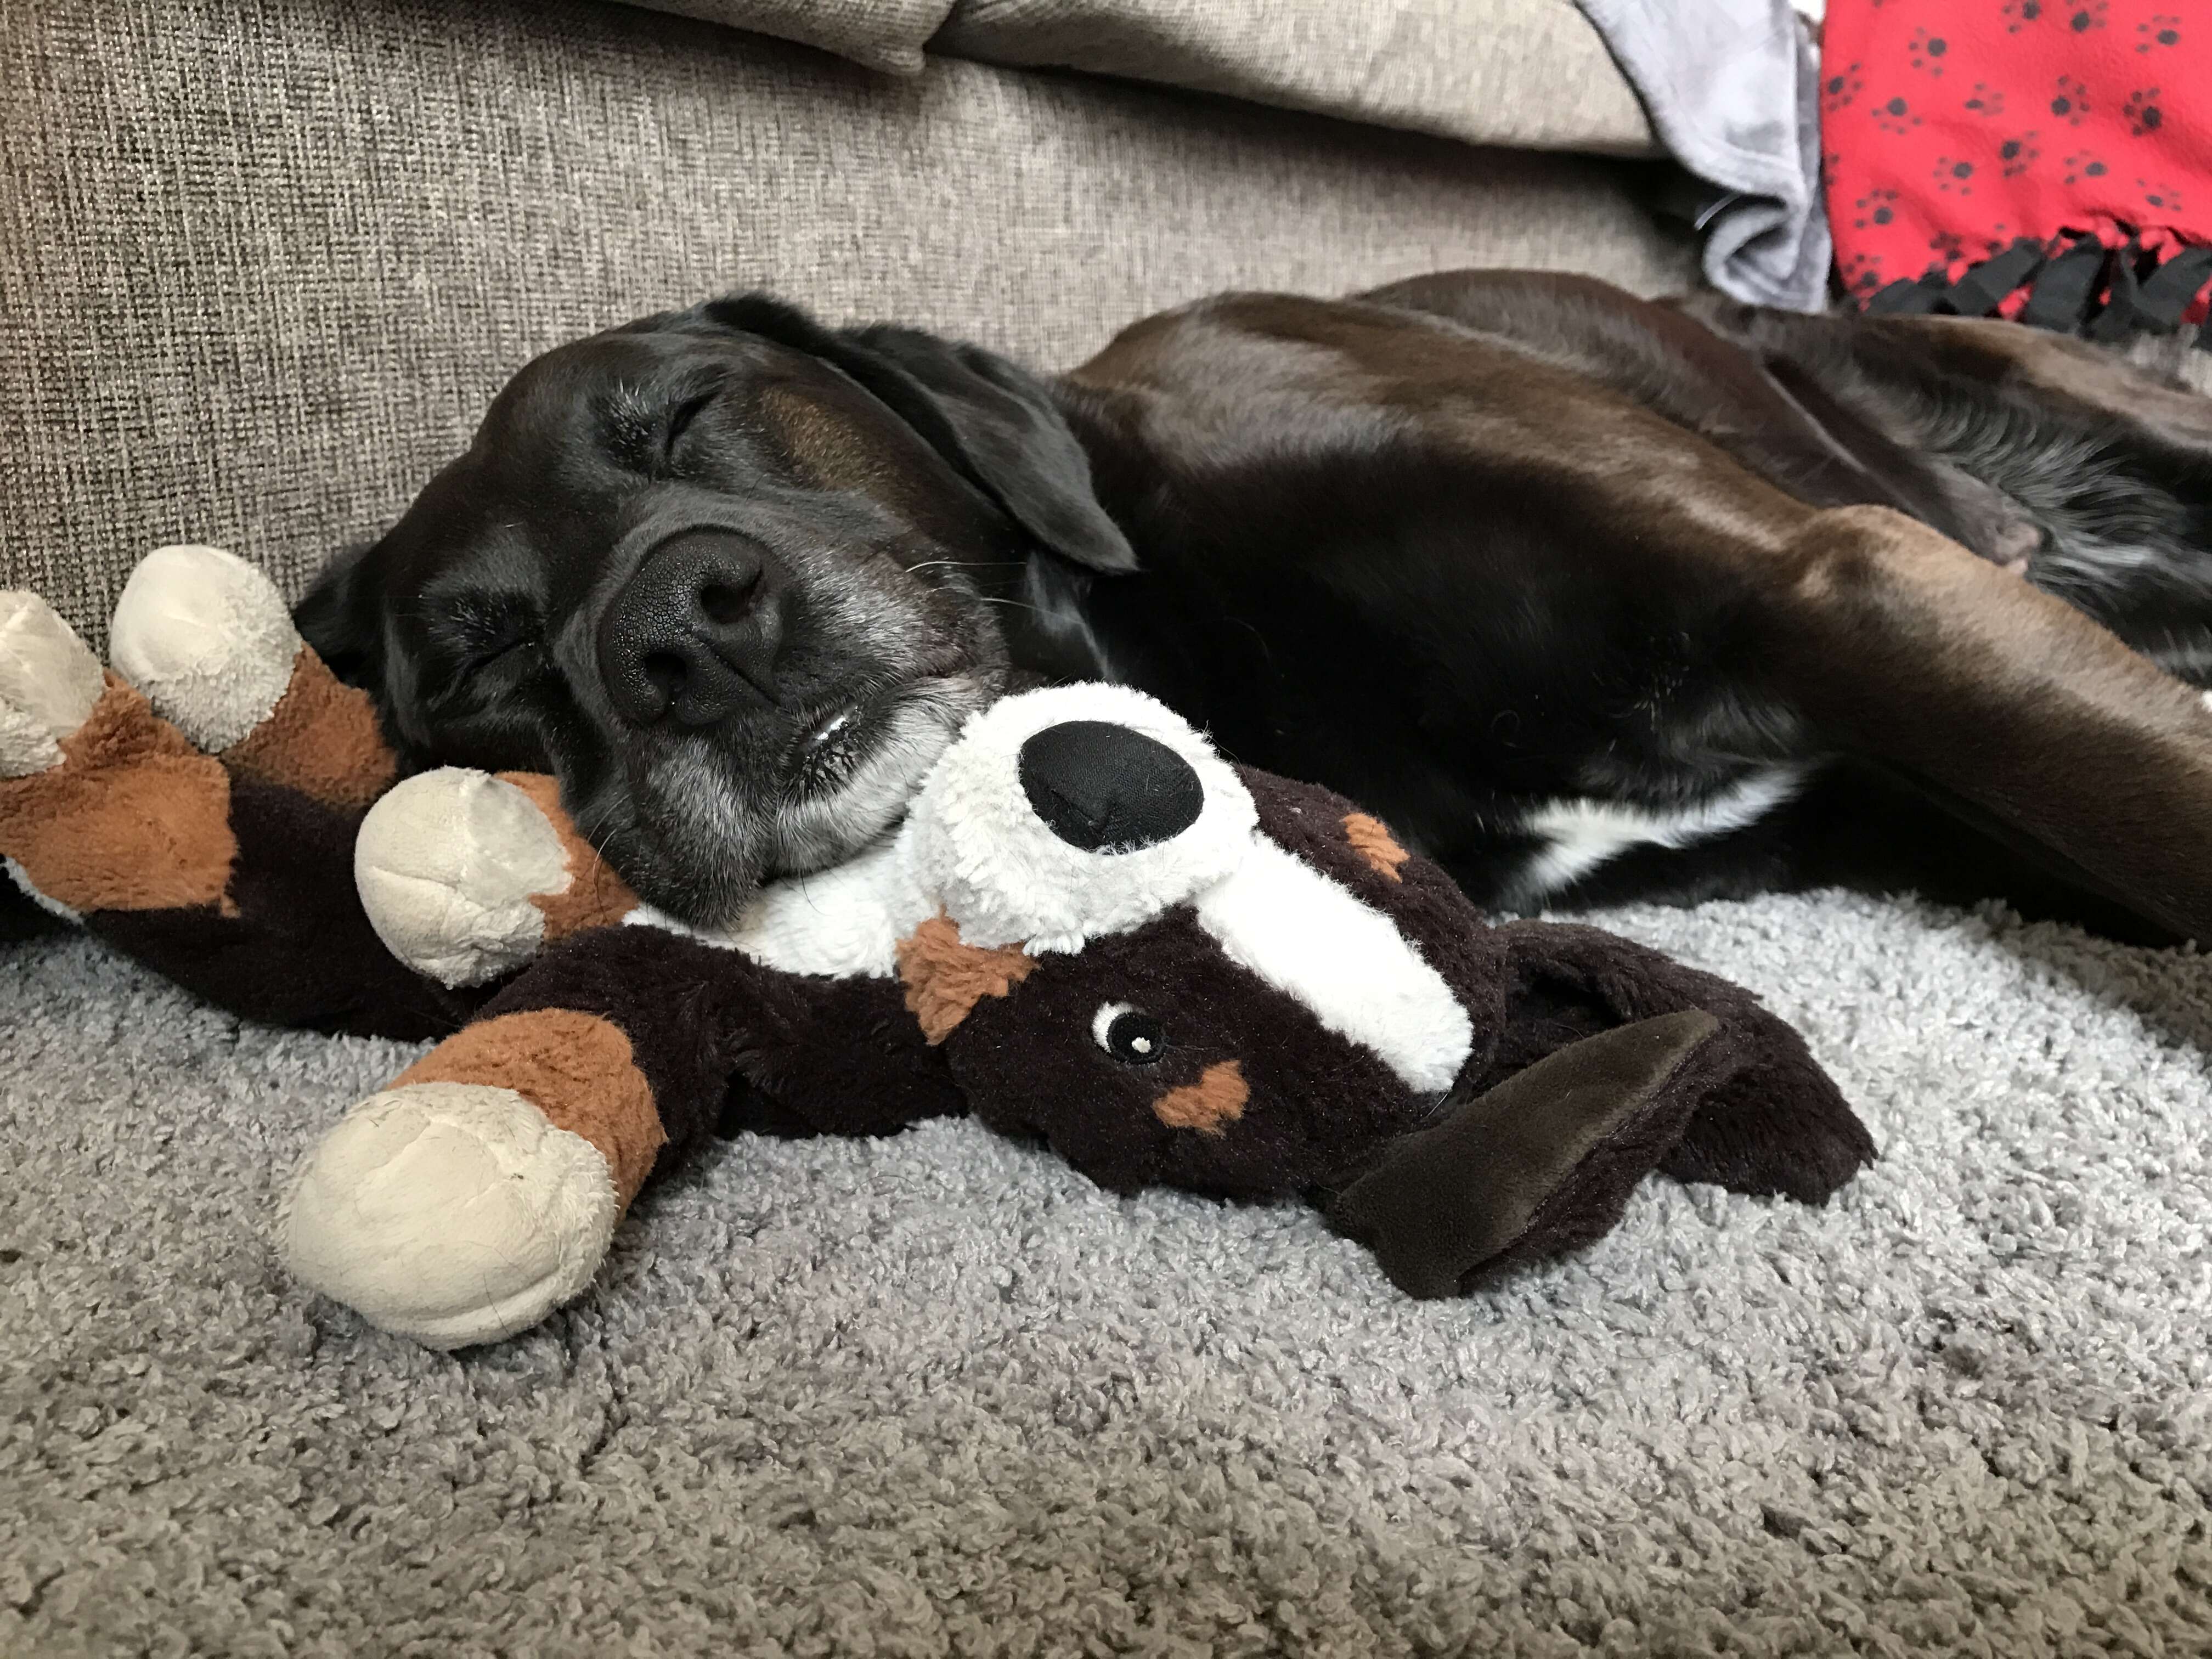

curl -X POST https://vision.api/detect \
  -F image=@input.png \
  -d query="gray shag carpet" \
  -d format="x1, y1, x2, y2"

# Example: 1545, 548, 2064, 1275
3, 890, 2210, 1658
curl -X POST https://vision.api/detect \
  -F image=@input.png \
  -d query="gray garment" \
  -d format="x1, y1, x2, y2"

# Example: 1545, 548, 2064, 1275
1576, 0, 1832, 309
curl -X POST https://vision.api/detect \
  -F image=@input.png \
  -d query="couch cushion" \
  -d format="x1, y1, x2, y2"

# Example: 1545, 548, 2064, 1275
0, 0, 1694, 642
933, 0, 1660, 157
617, 0, 955, 75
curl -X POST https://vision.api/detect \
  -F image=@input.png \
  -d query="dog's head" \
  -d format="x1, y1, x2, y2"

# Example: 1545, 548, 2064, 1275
300, 296, 1134, 926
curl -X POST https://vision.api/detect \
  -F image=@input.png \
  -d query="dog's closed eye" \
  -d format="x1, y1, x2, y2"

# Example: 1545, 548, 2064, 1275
449, 595, 537, 649
466, 637, 541, 676
663, 388, 719, 466
426, 595, 545, 701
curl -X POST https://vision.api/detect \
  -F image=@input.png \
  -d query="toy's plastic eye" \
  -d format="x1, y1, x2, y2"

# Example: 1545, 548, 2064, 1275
1092, 1002, 1166, 1065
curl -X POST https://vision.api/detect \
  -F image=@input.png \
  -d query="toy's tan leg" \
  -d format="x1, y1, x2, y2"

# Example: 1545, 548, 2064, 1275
108, 543, 396, 810
280, 921, 967, 1347
0, 561, 462, 1037
282, 929, 752, 1350
0, 541, 393, 918
280, 1006, 663, 1350
0, 596, 236, 917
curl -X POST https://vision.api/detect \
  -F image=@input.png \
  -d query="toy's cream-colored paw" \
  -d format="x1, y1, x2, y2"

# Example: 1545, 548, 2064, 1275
356, 768, 637, 987
109, 544, 299, 754
356, 769, 572, 986
278, 1080, 619, 1349
0, 592, 105, 780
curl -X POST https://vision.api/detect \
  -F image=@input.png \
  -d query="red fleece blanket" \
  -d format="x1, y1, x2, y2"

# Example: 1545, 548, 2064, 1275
1820, 1, 2211, 332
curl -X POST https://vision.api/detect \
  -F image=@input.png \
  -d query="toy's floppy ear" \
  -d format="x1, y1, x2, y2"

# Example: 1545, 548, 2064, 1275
1325, 1010, 1720, 1298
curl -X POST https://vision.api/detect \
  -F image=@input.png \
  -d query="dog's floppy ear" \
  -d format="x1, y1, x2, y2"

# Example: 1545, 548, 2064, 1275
293, 539, 386, 691
701, 294, 1138, 574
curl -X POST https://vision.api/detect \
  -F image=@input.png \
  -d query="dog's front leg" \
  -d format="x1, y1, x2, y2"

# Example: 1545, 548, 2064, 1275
1767, 504, 2212, 942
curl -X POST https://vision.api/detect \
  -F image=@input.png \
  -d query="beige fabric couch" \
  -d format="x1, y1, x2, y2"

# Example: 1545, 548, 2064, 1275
1, 0, 1692, 645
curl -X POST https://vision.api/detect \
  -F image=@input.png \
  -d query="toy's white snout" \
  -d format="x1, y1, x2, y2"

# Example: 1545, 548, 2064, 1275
899, 684, 1258, 955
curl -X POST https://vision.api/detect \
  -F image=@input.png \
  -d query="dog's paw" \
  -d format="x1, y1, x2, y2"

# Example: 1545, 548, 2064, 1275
0, 592, 106, 780
278, 1080, 620, 1349
356, 768, 637, 987
109, 544, 301, 754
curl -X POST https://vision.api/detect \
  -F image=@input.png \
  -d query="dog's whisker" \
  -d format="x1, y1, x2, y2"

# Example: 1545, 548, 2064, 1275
902, 559, 1022, 574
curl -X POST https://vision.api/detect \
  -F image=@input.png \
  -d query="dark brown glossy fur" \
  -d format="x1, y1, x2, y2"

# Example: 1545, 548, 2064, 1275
300, 273, 2212, 943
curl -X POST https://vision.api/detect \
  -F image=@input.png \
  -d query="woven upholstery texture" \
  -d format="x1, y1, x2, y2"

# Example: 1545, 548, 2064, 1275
0, 0, 1694, 645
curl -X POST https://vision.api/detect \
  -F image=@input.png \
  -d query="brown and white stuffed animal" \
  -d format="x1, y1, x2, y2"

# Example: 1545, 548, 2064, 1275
1, 548, 1876, 1348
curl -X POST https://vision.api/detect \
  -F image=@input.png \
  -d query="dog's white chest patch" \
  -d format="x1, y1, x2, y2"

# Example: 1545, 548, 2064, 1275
1507, 765, 1810, 905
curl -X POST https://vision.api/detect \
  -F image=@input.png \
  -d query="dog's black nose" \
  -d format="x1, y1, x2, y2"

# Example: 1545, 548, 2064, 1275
1018, 720, 1205, 852
599, 530, 788, 726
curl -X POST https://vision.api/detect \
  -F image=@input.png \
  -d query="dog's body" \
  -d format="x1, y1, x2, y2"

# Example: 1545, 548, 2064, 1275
300, 272, 2212, 945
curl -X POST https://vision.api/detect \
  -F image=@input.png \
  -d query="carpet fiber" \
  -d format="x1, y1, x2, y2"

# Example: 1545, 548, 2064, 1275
3, 890, 2210, 1656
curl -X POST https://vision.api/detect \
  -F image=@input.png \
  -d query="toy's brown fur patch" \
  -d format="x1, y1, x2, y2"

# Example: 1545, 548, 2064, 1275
896, 913, 1037, 1043
0, 675, 236, 913
498, 771, 640, 939
1342, 812, 1409, 882
396, 1008, 665, 1208
222, 646, 397, 810
1153, 1060, 1248, 1136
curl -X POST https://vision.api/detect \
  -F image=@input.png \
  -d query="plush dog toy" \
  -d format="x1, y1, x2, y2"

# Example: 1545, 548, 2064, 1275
0, 548, 1876, 1348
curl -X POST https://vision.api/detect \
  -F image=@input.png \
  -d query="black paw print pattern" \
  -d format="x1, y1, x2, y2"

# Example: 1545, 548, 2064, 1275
2123, 88, 2164, 137
1927, 229, 1974, 268
1997, 133, 2042, 178
2064, 1, 2109, 33
2136, 179, 2185, 213
1837, 251, 1889, 299
1821, 61, 1865, 112
1933, 156, 1978, 197
2002, 0, 2044, 32
2135, 15, 2181, 53
1872, 95, 1925, 136
2050, 76, 2091, 125
1962, 82, 2007, 117
1909, 28, 1951, 75
2061, 150, 2111, 185
1852, 187, 1903, 229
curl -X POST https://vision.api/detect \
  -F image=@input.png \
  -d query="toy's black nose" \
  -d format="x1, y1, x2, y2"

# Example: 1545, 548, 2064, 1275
598, 529, 789, 727
1018, 721, 1205, 852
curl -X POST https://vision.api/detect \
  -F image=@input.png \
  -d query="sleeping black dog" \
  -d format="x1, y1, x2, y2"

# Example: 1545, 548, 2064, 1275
290, 273, 2212, 948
